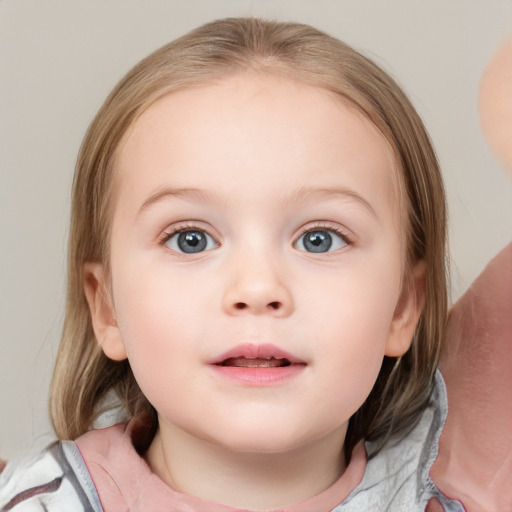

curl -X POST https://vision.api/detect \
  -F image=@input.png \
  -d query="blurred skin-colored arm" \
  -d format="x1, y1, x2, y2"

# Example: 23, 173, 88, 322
430, 244, 512, 511
428, 36, 512, 512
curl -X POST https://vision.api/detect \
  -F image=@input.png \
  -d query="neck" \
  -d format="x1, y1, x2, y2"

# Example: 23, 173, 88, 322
145, 422, 347, 511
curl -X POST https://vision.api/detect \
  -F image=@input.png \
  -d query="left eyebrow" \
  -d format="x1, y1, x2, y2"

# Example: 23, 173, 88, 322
137, 186, 219, 215
286, 186, 378, 219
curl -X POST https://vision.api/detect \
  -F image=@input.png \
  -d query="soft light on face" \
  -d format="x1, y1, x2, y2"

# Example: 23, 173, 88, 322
88, 73, 422, 456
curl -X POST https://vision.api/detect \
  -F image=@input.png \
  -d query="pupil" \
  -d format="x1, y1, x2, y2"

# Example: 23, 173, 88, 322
178, 231, 207, 253
304, 230, 332, 253
310, 234, 323, 246
186, 233, 200, 246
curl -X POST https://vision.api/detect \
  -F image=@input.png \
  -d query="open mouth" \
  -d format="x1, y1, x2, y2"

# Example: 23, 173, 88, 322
219, 356, 292, 368
209, 344, 306, 384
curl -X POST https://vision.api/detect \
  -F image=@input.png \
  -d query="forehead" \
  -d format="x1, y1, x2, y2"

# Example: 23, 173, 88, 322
114, 73, 399, 220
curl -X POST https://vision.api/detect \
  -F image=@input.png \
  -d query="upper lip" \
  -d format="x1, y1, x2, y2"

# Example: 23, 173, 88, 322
208, 343, 306, 365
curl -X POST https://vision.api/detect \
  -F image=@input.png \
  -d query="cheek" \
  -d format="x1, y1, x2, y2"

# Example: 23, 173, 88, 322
111, 273, 184, 382
110, 264, 218, 393
304, 256, 402, 400
306, 255, 401, 345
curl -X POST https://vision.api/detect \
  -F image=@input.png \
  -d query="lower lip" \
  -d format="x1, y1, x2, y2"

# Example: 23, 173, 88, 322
209, 364, 306, 385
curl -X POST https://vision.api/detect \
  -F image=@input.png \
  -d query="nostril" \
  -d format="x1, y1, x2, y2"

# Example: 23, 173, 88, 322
230, 301, 284, 312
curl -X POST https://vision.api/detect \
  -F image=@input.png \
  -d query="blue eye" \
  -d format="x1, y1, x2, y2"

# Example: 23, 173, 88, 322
295, 229, 348, 253
164, 229, 218, 254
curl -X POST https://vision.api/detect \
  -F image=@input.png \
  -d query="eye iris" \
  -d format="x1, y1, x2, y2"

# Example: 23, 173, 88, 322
177, 231, 207, 253
304, 230, 332, 253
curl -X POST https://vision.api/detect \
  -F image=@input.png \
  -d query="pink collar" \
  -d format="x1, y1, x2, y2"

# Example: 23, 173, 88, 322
76, 419, 366, 512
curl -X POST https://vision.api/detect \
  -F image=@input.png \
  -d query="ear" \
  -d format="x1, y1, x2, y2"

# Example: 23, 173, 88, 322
83, 263, 127, 361
385, 260, 426, 357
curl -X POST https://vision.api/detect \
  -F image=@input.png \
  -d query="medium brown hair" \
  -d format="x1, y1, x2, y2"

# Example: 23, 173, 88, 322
50, 17, 448, 458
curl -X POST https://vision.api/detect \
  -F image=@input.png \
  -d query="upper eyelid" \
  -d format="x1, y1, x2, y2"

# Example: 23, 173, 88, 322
297, 221, 343, 233
159, 221, 220, 245
295, 221, 352, 240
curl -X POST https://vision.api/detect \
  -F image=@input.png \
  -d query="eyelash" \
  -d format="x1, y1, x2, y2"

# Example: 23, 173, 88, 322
296, 222, 353, 246
158, 222, 214, 246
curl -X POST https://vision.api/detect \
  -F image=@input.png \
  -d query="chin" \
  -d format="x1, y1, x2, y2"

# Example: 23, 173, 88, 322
203, 421, 319, 455
219, 436, 302, 455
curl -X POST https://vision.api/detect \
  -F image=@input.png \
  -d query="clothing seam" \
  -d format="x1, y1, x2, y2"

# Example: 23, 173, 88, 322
60, 442, 104, 512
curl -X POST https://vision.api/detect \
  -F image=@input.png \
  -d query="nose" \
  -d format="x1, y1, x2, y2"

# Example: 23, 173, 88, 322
221, 253, 294, 317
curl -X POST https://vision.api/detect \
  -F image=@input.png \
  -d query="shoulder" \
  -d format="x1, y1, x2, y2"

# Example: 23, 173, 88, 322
0, 441, 102, 512
333, 372, 465, 512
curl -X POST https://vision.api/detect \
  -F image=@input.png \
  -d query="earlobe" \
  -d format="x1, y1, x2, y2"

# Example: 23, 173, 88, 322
385, 261, 426, 357
83, 263, 127, 361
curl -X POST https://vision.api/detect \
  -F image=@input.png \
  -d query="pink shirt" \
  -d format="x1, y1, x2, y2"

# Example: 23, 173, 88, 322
76, 420, 366, 512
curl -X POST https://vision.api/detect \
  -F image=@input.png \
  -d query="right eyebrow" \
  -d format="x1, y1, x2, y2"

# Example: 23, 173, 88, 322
137, 186, 217, 215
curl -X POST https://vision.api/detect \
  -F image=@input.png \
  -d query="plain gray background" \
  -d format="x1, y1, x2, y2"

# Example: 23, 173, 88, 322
1, 0, 511, 460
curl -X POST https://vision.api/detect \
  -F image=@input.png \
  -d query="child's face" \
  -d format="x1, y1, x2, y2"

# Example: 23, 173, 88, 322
87, 73, 423, 455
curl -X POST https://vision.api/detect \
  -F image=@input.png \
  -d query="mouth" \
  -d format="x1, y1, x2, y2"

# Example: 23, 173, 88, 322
219, 356, 293, 368
210, 343, 305, 366
208, 343, 306, 385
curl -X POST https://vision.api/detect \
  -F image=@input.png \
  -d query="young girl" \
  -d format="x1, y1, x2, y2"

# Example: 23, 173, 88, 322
0, 17, 457, 511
